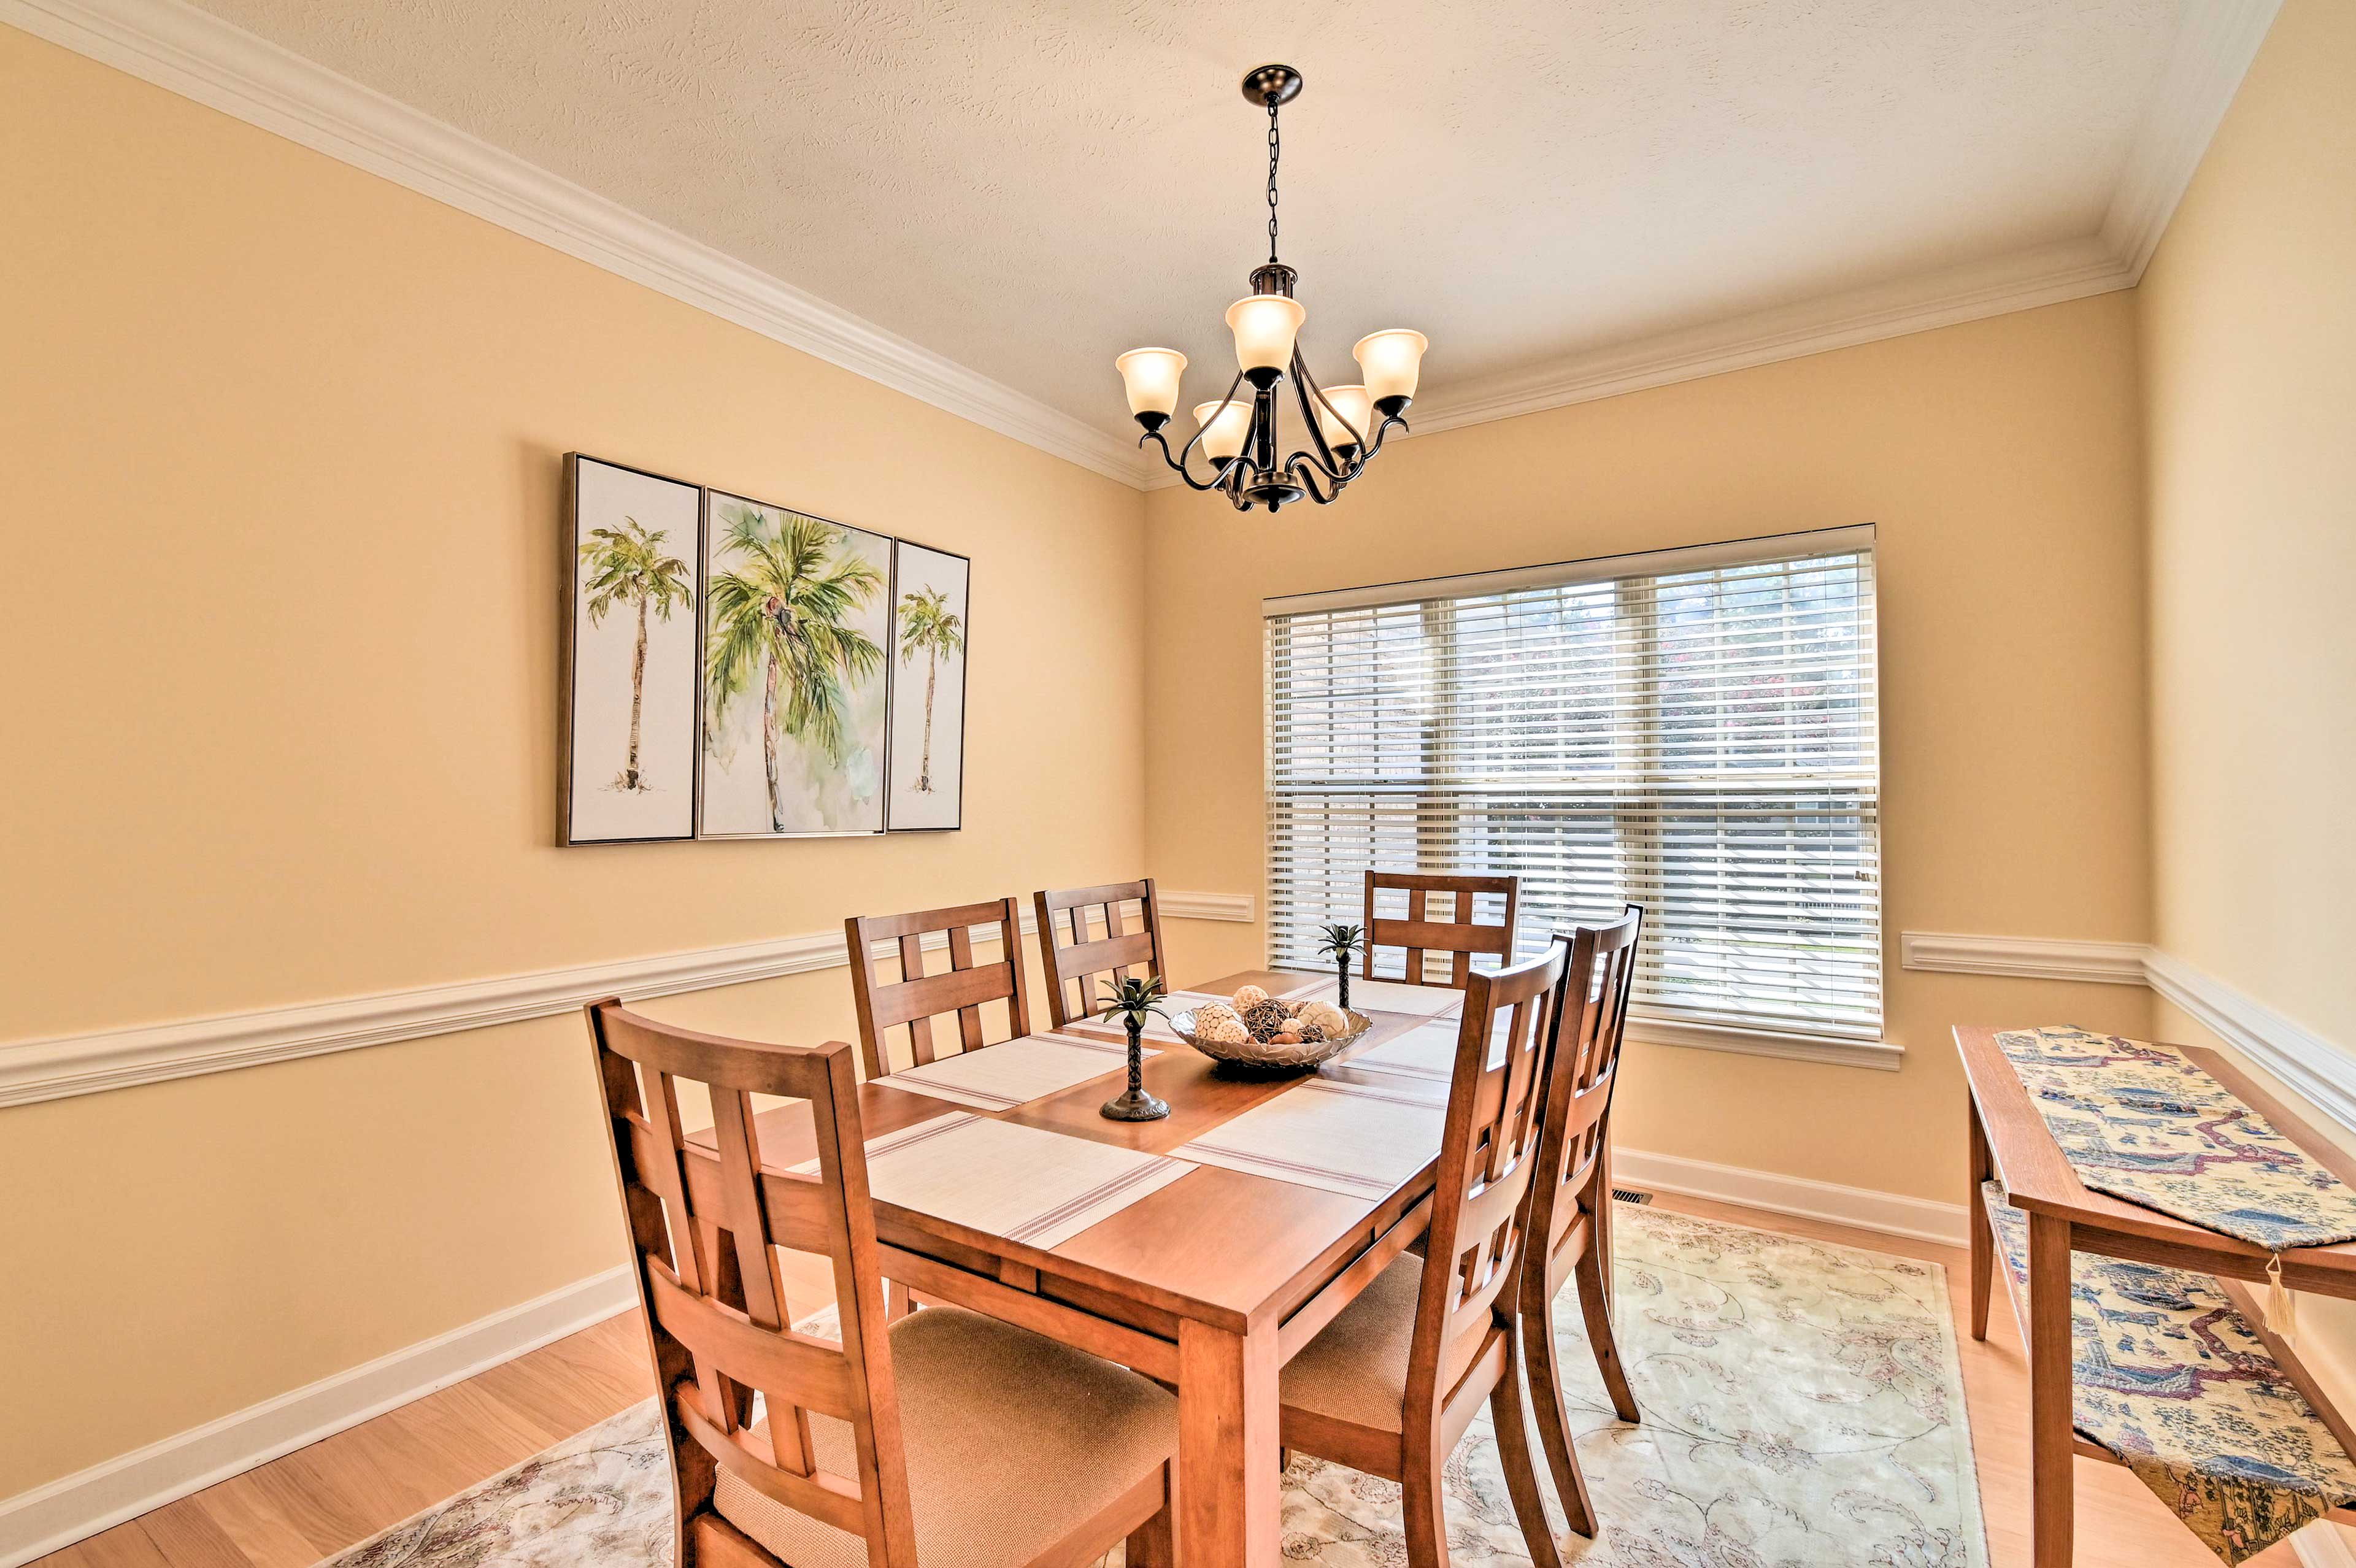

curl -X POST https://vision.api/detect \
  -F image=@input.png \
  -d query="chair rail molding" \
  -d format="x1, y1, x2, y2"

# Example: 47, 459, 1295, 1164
0, 893, 1244, 1109
1900, 931, 2152, 985
5, 0, 2275, 487
1902, 929, 2356, 1142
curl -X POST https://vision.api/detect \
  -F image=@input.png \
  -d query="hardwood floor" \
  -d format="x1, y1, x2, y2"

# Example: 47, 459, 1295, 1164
30, 1194, 2312, 1567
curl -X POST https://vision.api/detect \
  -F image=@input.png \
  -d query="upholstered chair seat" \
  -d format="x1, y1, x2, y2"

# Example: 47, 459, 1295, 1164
714, 1305, 1176, 1568
1277, 1254, 1423, 1433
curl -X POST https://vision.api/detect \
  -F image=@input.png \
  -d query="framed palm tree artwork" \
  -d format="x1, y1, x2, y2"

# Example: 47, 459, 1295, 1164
886, 540, 969, 831
697, 491, 894, 838
561, 455, 701, 845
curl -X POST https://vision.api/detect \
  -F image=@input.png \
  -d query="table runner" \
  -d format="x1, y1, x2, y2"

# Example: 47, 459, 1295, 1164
1282, 975, 1465, 1019
1985, 1185, 2356, 1564
872, 1032, 1156, 1112
1171, 1077, 1447, 1200
1995, 1027, 2356, 1252
788, 1113, 1195, 1250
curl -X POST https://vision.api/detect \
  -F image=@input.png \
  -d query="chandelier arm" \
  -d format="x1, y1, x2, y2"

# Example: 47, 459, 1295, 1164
1283, 454, 1339, 505
1138, 429, 1245, 492
1138, 370, 1253, 490
1356, 410, 1412, 463
1287, 349, 1351, 478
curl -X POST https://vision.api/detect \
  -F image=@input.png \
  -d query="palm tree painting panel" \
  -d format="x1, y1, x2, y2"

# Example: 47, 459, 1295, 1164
698, 491, 893, 837
562, 455, 700, 844
887, 540, 969, 831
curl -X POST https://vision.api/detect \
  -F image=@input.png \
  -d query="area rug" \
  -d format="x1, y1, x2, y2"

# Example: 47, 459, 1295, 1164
321, 1207, 1985, 1568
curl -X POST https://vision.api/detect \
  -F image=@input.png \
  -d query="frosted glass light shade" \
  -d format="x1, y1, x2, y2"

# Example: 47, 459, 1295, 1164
1226, 295, 1307, 378
1115, 347, 1187, 421
1353, 329, 1428, 408
1312, 383, 1374, 452
1194, 396, 1252, 461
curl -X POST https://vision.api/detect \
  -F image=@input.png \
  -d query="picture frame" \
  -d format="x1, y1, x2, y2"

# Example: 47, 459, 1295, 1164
560, 454, 704, 845
885, 538, 970, 832
696, 490, 896, 839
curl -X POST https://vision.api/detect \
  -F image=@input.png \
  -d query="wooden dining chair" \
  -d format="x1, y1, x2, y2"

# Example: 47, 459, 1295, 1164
1275, 942, 1574, 1568
1362, 869, 1520, 988
845, 897, 1033, 1080
1520, 905, 1645, 1534
583, 998, 1177, 1568
1033, 877, 1167, 1029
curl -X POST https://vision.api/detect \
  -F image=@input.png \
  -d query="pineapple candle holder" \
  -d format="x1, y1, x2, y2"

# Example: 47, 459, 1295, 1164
1095, 975, 1171, 1121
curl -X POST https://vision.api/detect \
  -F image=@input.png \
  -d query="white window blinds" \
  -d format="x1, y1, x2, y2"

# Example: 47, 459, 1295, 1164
1265, 527, 1882, 1040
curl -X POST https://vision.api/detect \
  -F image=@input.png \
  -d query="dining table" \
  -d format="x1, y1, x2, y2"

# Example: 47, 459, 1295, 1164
697, 966, 1468, 1568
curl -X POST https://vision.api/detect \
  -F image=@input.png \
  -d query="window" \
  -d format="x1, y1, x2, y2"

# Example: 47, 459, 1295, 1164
1265, 526, 1881, 1040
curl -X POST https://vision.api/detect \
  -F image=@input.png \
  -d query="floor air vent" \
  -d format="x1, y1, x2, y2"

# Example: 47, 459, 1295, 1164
1611, 1187, 1654, 1205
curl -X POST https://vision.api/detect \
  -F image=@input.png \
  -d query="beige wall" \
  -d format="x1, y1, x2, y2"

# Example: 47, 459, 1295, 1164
2139, 0, 2356, 1061
1147, 293, 2158, 1205
2136, 0, 2356, 1411
0, 29, 1145, 1497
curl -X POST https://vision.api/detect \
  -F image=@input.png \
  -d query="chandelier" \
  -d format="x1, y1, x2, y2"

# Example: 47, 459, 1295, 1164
1114, 65, 1428, 512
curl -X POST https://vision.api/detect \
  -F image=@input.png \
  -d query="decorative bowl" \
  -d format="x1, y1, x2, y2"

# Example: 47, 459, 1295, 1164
1168, 1006, 1374, 1072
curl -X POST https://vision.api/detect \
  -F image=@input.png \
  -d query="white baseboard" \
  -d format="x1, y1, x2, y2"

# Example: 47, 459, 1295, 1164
0, 1266, 636, 1568
1616, 1147, 1971, 1249
2296, 1521, 2356, 1568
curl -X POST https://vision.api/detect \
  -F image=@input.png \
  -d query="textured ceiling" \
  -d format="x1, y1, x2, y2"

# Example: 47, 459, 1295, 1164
187, 0, 2190, 443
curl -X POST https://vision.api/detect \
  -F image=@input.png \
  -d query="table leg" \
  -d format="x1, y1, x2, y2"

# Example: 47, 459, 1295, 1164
1967, 1100, 1993, 1342
1176, 1317, 1281, 1568
2027, 1213, 2074, 1568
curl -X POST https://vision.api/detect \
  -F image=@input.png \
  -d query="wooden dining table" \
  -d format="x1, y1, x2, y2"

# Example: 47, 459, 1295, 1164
698, 967, 1453, 1568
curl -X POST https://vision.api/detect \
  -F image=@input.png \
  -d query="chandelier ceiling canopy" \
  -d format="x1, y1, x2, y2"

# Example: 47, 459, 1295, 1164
1115, 65, 1427, 513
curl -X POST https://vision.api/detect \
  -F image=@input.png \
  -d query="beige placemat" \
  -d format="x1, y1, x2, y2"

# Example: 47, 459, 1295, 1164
874, 1032, 1156, 1112
789, 1113, 1195, 1249
1171, 1078, 1449, 1200
1285, 975, 1466, 1019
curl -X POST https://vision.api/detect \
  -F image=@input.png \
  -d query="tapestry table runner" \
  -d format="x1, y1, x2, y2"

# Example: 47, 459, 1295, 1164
1995, 1026, 2356, 1251
1985, 1186, 2356, 1563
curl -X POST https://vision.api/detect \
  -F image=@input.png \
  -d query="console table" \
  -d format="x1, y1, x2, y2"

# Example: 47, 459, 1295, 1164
1957, 1024, 2356, 1566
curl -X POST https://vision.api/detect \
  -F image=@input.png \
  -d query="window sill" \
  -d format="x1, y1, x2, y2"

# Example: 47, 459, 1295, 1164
1625, 1013, 1902, 1072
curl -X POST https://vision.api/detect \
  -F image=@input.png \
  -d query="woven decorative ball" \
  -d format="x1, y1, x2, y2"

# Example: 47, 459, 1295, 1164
1193, 1000, 1242, 1032
1196, 1012, 1250, 1045
1296, 1021, 1328, 1043
1231, 983, 1272, 1011
1240, 1000, 1288, 1040
1300, 1002, 1350, 1038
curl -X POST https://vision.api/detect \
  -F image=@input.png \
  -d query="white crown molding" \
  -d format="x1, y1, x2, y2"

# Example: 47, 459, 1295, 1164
2101, 0, 2283, 281
1613, 1147, 1969, 1249
9, 0, 2273, 484
0, 0, 1151, 489
1900, 931, 2152, 986
1395, 237, 2136, 444
0, 894, 1244, 1109
1160, 890, 1253, 923
0, 1266, 636, 1568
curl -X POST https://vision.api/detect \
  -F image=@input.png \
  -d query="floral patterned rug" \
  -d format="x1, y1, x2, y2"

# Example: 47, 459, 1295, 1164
321, 1206, 1984, 1568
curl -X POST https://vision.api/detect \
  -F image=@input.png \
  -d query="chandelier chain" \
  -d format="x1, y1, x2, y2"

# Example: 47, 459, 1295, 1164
1266, 102, 1280, 264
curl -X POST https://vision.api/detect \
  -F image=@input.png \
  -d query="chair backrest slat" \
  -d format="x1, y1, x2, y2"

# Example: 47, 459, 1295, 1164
845, 897, 1031, 1078
1531, 907, 1644, 1260
1034, 878, 1167, 1029
1405, 940, 1567, 1410
585, 997, 919, 1566
1363, 870, 1520, 988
